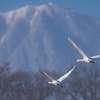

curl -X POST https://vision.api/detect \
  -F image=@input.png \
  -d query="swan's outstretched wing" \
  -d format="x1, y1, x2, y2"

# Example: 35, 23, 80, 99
57, 66, 75, 82
90, 55, 100, 59
38, 68, 54, 81
68, 38, 88, 58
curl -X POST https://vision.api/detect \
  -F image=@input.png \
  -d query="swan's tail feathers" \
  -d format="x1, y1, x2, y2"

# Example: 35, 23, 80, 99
57, 65, 75, 82
68, 38, 88, 58
90, 55, 100, 59
38, 68, 54, 81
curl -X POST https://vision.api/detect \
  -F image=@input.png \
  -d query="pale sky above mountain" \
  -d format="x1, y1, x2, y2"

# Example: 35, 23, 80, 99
0, 0, 100, 19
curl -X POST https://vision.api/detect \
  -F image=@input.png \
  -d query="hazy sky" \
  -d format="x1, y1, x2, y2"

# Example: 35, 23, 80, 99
0, 0, 100, 18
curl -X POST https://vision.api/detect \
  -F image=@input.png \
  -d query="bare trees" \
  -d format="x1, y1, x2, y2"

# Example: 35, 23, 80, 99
9, 70, 35, 100
0, 63, 55, 100
0, 62, 11, 100
66, 63, 100, 100
0, 62, 100, 100
0, 63, 35, 100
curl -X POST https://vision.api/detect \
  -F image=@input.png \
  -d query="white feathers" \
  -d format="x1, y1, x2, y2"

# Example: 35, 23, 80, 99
57, 65, 75, 82
90, 55, 100, 59
38, 37, 100, 87
68, 37, 100, 63
38, 66, 75, 87
68, 38, 88, 58
38, 68, 54, 81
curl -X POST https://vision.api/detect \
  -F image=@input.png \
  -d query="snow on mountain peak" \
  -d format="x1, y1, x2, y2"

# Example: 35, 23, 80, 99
0, 3, 100, 72
48, 2, 53, 5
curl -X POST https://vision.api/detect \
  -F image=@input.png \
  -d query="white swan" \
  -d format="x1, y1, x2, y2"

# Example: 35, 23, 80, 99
38, 66, 75, 87
68, 37, 100, 63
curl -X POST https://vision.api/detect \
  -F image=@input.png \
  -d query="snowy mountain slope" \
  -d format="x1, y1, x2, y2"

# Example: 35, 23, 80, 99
0, 3, 100, 72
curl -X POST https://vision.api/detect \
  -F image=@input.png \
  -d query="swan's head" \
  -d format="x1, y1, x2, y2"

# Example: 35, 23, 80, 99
76, 60, 79, 62
76, 59, 84, 62
76, 59, 80, 62
48, 81, 52, 84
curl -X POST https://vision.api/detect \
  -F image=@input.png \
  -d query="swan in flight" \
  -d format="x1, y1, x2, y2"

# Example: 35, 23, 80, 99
68, 37, 100, 63
38, 66, 75, 87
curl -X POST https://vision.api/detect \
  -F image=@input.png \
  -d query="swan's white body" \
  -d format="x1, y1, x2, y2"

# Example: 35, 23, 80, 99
38, 66, 75, 87
68, 38, 100, 63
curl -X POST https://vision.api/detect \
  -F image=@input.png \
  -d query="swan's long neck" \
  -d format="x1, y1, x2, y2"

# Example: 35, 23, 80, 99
77, 59, 84, 62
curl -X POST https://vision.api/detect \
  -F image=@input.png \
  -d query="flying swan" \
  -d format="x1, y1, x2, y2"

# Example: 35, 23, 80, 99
68, 37, 100, 63
38, 66, 75, 87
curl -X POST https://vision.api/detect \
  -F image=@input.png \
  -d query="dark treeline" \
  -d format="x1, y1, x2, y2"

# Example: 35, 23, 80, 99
0, 62, 100, 100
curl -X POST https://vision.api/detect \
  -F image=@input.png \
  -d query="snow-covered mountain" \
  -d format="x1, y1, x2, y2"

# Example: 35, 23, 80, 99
0, 3, 100, 72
